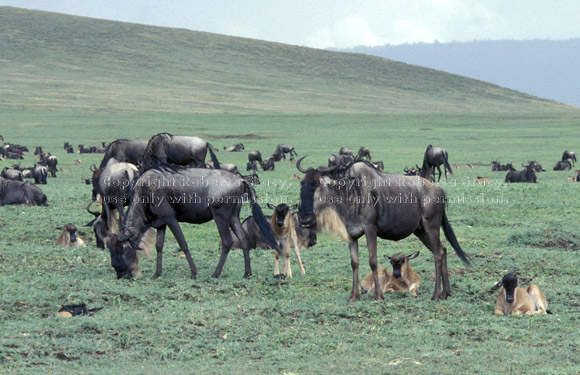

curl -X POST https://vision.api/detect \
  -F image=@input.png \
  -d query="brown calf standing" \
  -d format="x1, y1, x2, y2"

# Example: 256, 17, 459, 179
361, 252, 421, 296
56, 223, 86, 247
494, 273, 549, 315
267, 203, 306, 278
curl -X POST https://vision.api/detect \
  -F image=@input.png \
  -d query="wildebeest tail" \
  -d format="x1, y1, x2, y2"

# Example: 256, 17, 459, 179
442, 211, 471, 266
243, 180, 281, 255
207, 143, 221, 169
442, 153, 453, 175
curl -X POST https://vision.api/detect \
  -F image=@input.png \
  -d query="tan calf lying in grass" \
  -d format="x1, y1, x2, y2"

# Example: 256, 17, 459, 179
56, 223, 86, 247
361, 252, 421, 296
494, 273, 550, 315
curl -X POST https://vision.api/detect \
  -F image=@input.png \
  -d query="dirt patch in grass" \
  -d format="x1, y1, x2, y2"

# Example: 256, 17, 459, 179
507, 229, 580, 251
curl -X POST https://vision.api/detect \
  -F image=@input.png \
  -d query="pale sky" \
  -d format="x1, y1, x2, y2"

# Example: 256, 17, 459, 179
1, 0, 579, 49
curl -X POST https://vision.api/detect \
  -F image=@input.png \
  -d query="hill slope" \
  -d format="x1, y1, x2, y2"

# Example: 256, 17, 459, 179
346, 39, 580, 107
0, 7, 573, 114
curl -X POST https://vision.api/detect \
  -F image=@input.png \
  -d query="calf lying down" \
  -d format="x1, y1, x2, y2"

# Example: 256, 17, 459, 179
494, 273, 550, 315
361, 252, 421, 296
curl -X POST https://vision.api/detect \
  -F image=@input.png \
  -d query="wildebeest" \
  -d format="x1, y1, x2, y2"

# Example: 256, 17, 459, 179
0, 177, 47, 206
107, 166, 280, 280
99, 139, 148, 169
56, 223, 86, 247
577, 170, 580, 182
93, 159, 138, 231
562, 150, 576, 166
361, 252, 421, 296
494, 273, 550, 315
328, 153, 354, 169
505, 166, 537, 183
139, 133, 220, 173
553, 160, 572, 171
85, 201, 111, 249
1, 167, 23, 181
356, 147, 371, 161
419, 145, 453, 182
38, 153, 58, 177
274, 144, 297, 161
296, 157, 471, 301
224, 143, 245, 152
248, 151, 262, 164
242, 173, 260, 186
403, 165, 421, 176
372, 161, 384, 171
524, 161, 545, 172
33, 164, 48, 184
260, 156, 275, 171
246, 161, 258, 173
491, 161, 515, 172
339, 147, 353, 157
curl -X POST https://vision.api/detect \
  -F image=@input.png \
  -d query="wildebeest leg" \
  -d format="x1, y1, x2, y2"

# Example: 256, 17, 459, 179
211, 213, 235, 278
229, 216, 252, 278
416, 227, 446, 300
282, 238, 292, 278
349, 239, 361, 302
115, 201, 125, 227
439, 247, 451, 297
166, 219, 197, 279
103, 204, 113, 232
290, 232, 305, 276
274, 251, 281, 276
365, 226, 383, 301
436, 165, 443, 181
152, 225, 166, 280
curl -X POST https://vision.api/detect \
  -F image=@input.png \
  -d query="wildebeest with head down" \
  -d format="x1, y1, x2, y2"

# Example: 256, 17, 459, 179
356, 147, 371, 161
296, 157, 471, 301
553, 160, 572, 171
139, 133, 220, 173
505, 166, 537, 183
420, 145, 453, 182
274, 144, 297, 161
107, 166, 280, 280
562, 150, 576, 166
0, 177, 47, 206
99, 139, 148, 169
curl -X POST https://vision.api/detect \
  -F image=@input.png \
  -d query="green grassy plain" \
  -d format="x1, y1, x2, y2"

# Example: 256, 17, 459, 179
1, 111, 580, 374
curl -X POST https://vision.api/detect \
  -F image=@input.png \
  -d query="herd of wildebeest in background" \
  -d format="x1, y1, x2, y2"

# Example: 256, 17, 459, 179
2, 131, 574, 315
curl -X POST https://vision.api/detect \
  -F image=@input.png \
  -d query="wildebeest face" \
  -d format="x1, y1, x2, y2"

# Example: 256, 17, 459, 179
108, 235, 138, 279
502, 273, 518, 303
267, 203, 298, 227
387, 252, 419, 279
298, 170, 320, 228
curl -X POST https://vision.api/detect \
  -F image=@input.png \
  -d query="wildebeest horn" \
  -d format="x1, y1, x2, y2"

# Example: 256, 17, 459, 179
85, 201, 101, 216
296, 156, 309, 173
90, 164, 97, 172
521, 162, 526, 167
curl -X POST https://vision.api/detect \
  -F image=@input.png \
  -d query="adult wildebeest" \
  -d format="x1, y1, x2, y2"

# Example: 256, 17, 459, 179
505, 166, 537, 183
356, 147, 371, 161
56, 223, 87, 247
248, 151, 262, 164
64, 142, 74, 153
328, 153, 354, 169
553, 160, 572, 171
403, 165, 421, 176
107, 166, 280, 280
224, 143, 245, 152
1, 167, 23, 181
260, 156, 275, 171
524, 161, 545, 172
296, 157, 471, 301
372, 161, 384, 171
99, 139, 148, 169
246, 161, 258, 173
46, 154, 58, 177
492, 161, 515, 172
562, 150, 576, 166
420, 145, 453, 182
33, 164, 48, 184
0, 177, 47, 206
85, 201, 111, 249
274, 144, 298, 161
139, 133, 220, 173
93, 159, 138, 231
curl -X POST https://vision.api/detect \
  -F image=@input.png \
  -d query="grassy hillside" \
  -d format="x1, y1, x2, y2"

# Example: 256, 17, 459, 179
0, 7, 573, 114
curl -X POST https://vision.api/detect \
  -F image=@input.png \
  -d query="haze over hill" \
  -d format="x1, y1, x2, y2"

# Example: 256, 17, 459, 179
345, 39, 580, 107
0, 7, 574, 114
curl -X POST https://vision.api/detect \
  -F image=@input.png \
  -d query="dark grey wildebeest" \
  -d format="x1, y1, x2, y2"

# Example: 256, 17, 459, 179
139, 133, 220, 173
0, 177, 47, 206
505, 166, 537, 183
1, 167, 23, 181
274, 144, 297, 161
296, 157, 471, 302
356, 147, 371, 161
420, 145, 453, 182
99, 139, 148, 169
553, 160, 572, 171
33, 163, 48, 184
562, 150, 576, 166
107, 166, 279, 280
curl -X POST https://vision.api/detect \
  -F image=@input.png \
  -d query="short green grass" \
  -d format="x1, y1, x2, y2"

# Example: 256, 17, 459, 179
1, 111, 580, 374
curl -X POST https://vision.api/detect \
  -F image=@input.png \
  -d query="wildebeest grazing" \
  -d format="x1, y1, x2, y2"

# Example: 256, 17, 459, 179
274, 144, 297, 161
356, 147, 371, 161
420, 145, 453, 181
553, 160, 572, 171
139, 133, 220, 173
494, 273, 550, 315
0, 177, 47, 206
260, 156, 275, 171
296, 157, 471, 301
107, 166, 280, 280
56, 223, 87, 247
248, 151, 262, 164
361, 252, 421, 296
562, 150, 576, 166
246, 161, 258, 173
505, 166, 537, 183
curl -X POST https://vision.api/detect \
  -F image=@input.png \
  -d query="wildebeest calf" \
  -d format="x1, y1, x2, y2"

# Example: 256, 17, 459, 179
494, 273, 549, 315
56, 223, 86, 247
361, 252, 421, 296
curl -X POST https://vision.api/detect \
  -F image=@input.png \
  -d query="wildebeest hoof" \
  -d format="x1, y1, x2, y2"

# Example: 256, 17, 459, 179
273, 274, 286, 280
243, 272, 252, 279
